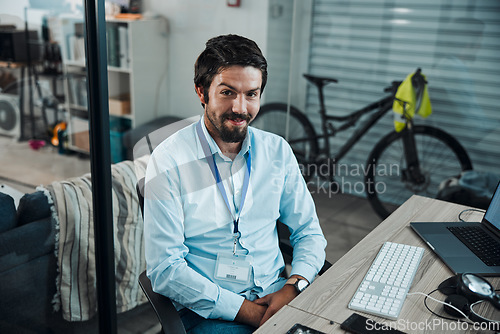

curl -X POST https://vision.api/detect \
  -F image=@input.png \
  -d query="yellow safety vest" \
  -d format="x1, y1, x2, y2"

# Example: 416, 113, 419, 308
393, 70, 432, 132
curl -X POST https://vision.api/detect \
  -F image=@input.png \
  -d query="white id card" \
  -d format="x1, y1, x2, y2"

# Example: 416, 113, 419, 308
214, 253, 253, 284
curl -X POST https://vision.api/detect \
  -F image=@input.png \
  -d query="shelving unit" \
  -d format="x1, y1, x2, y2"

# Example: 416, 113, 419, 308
57, 15, 168, 161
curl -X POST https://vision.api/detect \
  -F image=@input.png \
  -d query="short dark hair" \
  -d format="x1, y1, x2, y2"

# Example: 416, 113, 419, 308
194, 34, 268, 107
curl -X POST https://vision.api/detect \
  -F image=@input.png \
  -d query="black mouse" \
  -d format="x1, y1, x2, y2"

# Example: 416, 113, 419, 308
444, 294, 470, 318
438, 275, 459, 295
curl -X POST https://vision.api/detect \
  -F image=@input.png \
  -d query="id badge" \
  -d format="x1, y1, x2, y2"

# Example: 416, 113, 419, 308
214, 253, 253, 284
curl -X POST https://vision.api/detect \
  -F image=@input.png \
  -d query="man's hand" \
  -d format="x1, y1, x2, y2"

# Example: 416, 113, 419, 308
254, 275, 306, 326
234, 299, 267, 328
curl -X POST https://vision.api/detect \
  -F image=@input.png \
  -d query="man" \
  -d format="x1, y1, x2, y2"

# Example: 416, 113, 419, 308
144, 34, 326, 333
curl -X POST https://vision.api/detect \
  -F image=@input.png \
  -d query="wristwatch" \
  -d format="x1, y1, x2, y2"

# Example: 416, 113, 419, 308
286, 277, 309, 294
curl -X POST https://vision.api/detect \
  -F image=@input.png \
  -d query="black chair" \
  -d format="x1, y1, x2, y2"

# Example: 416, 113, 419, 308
138, 271, 186, 334
136, 178, 331, 334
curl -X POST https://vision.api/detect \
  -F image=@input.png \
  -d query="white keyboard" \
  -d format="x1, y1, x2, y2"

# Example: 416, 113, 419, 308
348, 242, 424, 320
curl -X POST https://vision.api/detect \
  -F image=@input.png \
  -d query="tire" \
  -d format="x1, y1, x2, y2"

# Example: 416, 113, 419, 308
365, 125, 473, 219
252, 103, 319, 180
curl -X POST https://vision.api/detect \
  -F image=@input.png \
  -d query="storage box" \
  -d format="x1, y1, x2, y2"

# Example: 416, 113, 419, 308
109, 117, 131, 163
71, 118, 130, 162
73, 131, 90, 152
110, 131, 125, 163
109, 94, 131, 116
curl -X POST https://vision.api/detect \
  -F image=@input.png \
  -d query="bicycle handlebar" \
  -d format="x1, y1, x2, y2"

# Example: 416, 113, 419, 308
384, 81, 401, 93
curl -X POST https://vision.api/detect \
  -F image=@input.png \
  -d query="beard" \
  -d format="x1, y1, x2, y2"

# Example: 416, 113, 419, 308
205, 107, 252, 143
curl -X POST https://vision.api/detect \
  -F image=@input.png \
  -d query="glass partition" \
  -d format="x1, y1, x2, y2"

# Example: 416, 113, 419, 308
263, 0, 500, 212
0, 1, 96, 333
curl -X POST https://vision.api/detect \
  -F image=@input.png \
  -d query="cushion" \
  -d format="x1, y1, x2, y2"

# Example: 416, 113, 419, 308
16, 191, 51, 226
0, 217, 54, 271
0, 192, 16, 233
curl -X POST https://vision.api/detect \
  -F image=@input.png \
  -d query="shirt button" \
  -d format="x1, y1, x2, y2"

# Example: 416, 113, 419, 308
240, 240, 245, 246
256, 280, 261, 285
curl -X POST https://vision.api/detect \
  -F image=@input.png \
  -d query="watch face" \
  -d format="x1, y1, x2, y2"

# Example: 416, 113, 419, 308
297, 279, 308, 291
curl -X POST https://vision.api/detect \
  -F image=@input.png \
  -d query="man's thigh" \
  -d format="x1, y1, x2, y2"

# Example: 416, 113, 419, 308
180, 308, 255, 334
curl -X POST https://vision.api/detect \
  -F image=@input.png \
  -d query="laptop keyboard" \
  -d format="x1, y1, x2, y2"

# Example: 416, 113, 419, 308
448, 226, 500, 266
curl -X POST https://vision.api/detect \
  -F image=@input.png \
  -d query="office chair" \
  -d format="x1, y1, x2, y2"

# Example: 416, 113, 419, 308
136, 177, 332, 334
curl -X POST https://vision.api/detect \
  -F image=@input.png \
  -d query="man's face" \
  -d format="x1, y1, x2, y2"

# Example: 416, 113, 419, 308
197, 65, 262, 143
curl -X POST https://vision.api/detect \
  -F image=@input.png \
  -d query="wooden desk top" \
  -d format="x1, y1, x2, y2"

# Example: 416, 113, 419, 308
256, 195, 499, 334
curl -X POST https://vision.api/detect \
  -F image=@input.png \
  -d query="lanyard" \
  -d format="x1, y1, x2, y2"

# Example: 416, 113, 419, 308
196, 120, 251, 252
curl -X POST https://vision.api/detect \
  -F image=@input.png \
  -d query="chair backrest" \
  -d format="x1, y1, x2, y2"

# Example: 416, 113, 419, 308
138, 271, 187, 334
137, 178, 187, 334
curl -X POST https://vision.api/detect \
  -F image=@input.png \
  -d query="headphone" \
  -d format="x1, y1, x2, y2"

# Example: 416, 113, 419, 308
438, 273, 500, 326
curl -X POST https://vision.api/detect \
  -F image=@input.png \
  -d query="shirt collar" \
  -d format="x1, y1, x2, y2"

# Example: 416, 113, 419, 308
198, 115, 252, 160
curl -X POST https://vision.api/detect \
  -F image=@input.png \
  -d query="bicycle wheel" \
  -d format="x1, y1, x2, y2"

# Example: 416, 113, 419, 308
252, 103, 319, 179
365, 125, 472, 219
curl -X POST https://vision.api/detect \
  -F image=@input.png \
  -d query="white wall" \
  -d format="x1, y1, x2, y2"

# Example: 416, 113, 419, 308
143, 0, 270, 119
0, 1, 49, 32
265, 0, 312, 110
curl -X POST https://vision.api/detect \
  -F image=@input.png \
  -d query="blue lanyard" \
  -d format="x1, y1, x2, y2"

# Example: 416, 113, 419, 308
196, 120, 251, 236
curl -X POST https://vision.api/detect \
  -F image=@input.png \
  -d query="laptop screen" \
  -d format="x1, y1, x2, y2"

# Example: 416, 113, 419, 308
484, 182, 500, 231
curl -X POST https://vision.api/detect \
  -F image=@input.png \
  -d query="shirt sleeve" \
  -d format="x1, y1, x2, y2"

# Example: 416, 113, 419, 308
277, 141, 327, 283
143, 151, 244, 321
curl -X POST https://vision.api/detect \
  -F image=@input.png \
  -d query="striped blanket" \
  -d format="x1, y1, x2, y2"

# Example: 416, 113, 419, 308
41, 157, 148, 321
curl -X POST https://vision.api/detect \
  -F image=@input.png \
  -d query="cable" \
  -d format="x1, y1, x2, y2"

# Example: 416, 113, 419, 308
470, 300, 500, 324
407, 291, 472, 322
407, 289, 484, 327
458, 208, 486, 222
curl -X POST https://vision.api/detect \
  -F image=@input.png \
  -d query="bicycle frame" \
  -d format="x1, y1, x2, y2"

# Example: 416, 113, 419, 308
315, 95, 427, 185
283, 74, 427, 185
314, 94, 394, 163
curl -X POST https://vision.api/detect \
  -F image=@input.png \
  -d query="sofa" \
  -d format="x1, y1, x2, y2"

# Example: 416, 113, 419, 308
0, 191, 64, 333
0, 157, 149, 334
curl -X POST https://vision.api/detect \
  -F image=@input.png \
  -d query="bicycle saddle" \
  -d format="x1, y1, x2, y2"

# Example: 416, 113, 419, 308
303, 74, 338, 87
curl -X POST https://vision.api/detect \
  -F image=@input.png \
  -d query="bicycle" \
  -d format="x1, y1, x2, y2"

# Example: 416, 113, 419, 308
251, 68, 473, 219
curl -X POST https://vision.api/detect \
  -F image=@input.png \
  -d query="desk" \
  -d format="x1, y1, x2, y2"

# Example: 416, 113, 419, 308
256, 195, 499, 334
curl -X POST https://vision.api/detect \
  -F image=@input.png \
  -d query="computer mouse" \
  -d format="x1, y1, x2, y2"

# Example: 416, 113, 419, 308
444, 294, 470, 318
438, 275, 459, 295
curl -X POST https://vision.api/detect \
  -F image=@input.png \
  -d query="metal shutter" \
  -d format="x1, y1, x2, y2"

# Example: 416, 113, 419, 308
305, 0, 500, 196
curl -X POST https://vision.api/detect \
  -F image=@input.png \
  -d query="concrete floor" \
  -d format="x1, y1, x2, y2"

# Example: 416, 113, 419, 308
0, 135, 384, 333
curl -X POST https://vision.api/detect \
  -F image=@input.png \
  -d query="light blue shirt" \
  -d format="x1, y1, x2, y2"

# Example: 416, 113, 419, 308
144, 116, 326, 321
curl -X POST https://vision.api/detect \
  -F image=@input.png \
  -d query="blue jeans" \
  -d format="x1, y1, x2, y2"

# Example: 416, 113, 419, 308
179, 308, 256, 334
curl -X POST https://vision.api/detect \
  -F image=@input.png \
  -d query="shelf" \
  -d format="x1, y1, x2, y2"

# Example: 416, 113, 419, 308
69, 108, 88, 119
68, 143, 89, 154
64, 62, 131, 74
107, 66, 131, 73
106, 16, 143, 23
69, 104, 88, 111
65, 60, 86, 67
59, 17, 167, 161
114, 113, 132, 120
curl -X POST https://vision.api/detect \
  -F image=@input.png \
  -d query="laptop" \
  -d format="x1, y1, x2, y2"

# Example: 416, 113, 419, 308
411, 181, 500, 276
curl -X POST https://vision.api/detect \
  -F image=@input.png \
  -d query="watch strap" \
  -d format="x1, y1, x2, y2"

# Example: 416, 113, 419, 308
285, 277, 309, 293
285, 277, 300, 286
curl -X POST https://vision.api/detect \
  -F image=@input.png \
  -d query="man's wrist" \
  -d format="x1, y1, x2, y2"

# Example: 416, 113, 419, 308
284, 275, 309, 294
235, 299, 266, 328
282, 282, 300, 297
